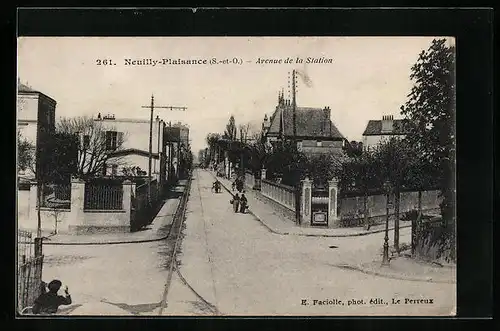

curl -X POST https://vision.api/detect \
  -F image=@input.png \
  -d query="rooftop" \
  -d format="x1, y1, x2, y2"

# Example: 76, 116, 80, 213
17, 81, 57, 104
267, 102, 344, 140
362, 119, 407, 136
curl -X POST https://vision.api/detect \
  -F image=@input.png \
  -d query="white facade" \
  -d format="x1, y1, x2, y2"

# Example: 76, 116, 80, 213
94, 116, 164, 176
362, 134, 406, 151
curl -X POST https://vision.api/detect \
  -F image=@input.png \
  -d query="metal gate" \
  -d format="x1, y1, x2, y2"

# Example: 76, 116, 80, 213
17, 230, 44, 314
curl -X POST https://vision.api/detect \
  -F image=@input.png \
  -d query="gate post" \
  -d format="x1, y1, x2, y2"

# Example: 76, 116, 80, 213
68, 177, 85, 234
301, 177, 312, 226
328, 178, 339, 228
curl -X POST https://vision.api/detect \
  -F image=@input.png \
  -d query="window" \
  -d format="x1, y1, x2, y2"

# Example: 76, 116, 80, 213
105, 131, 118, 150
102, 164, 108, 176
111, 164, 118, 176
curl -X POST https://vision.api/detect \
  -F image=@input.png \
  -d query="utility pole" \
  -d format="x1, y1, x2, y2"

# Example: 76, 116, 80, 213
291, 70, 301, 225
141, 95, 187, 204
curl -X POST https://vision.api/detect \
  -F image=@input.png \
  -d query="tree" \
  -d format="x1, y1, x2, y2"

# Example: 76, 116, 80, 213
340, 150, 382, 229
57, 116, 126, 179
18, 131, 34, 175
305, 154, 343, 188
265, 141, 308, 186
344, 140, 363, 157
404, 151, 440, 215
224, 115, 237, 141
18, 131, 78, 237
374, 137, 413, 252
400, 38, 455, 226
205, 133, 222, 165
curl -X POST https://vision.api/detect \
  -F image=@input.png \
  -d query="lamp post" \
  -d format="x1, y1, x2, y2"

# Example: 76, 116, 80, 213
382, 180, 392, 266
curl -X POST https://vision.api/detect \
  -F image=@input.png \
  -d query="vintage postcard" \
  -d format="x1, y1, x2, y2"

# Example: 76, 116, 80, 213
17, 36, 456, 316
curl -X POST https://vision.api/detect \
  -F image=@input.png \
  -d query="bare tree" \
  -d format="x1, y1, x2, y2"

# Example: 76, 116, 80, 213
238, 123, 250, 142
57, 116, 127, 178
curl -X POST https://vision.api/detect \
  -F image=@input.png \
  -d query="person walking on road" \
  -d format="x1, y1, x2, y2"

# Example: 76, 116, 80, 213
239, 193, 248, 213
231, 193, 240, 213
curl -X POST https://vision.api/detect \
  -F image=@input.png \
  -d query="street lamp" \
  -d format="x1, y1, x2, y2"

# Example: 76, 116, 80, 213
382, 180, 392, 266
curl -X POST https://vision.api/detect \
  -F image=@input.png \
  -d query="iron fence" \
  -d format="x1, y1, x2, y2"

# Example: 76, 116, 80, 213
17, 230, 44, 314
84, 181, 123, 210
40, 183, 71, 209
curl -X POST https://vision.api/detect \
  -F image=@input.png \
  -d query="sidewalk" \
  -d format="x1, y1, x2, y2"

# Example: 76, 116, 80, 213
40, 184, 185, 245
211, 171, 411, 238
334, 252, 457, 284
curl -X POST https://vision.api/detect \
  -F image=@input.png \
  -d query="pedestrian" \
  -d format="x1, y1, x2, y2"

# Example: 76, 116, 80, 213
32, 279, 72, 315
236, 178, 244, 193
239, 193, 248, 213
231, 181, 236, 191
230, 193, 240, 213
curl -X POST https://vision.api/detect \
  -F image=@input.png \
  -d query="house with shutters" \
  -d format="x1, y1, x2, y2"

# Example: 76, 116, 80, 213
361, 115, 408, 150
261, 92, 347, 156
84, 113, 165, 178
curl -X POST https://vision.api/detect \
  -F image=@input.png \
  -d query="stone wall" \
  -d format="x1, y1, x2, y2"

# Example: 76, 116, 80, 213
338, 190, 441, 225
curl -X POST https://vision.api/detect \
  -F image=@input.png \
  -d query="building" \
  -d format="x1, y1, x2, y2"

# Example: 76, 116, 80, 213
163, 122, 190, 181
89, 113, 165, 179
17, 80, 57, 180
362, 115, 407, 150
262, 92, 347, 155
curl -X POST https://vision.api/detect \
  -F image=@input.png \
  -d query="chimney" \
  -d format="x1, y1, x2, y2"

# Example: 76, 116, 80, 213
323, 107, 331, 134
381, 115, 394, 133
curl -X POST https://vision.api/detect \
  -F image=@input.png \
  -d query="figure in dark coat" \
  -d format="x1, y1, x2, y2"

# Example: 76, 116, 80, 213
236, 178, 244, 193
32, 279, 72, 315
231, 193, 240, 213
239, 194, 248, 213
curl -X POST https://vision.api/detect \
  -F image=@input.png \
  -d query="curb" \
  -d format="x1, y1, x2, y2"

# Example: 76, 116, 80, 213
43, 234, 169, 246
43, 185, 188, 245
211, 172, 411, 238
332, 263, 456, 284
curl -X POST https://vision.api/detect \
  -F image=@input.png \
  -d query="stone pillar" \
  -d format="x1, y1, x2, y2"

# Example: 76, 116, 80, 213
122, 180, 133, 230
68, 177, 86, 233
261, 168, 267, 180
301, 177, 312, 226
328, 178, 339, 228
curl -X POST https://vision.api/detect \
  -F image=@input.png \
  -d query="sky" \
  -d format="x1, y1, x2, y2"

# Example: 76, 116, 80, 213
17, 36, 453, 154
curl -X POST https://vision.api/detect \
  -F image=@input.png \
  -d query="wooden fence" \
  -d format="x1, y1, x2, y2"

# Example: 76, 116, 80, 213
17, 230, 43, 314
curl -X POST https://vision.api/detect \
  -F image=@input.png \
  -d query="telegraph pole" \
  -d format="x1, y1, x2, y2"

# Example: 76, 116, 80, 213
141, 95, 187, 204
291, 70, 301, 225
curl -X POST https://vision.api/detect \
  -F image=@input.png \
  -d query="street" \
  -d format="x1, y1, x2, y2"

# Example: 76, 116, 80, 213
41, 169, 455, 316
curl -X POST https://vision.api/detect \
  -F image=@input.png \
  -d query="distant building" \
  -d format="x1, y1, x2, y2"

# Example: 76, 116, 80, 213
17, 80, 57, 180
163, 122, 190, 181
262, 92, 347, 155
362, 115, 407, 150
